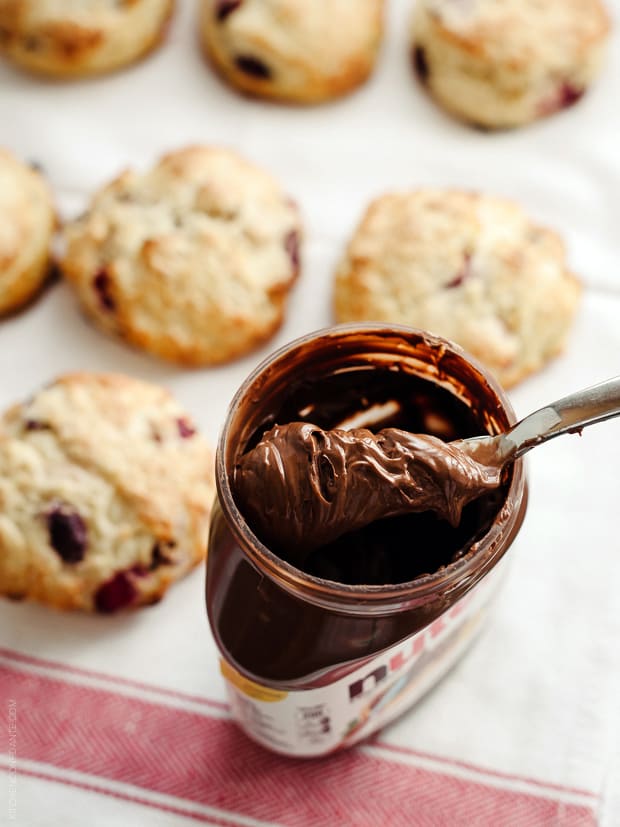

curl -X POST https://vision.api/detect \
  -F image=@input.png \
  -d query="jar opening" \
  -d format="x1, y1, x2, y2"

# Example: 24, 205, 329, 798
216, 324, 526, 611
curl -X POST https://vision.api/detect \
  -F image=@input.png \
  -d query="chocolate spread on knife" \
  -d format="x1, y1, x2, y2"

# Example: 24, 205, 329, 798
234, 422, 503, 565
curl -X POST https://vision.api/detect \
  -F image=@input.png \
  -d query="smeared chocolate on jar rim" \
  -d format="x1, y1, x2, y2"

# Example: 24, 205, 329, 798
216, 324, 527, 605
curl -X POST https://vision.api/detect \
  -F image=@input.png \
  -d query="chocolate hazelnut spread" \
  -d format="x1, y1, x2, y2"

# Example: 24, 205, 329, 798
234, 421, 503, 564
207, 326, 527, 756
226, 329, 513, 584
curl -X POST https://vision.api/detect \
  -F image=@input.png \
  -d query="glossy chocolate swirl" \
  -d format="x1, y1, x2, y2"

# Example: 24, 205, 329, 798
234, 421, 503, 562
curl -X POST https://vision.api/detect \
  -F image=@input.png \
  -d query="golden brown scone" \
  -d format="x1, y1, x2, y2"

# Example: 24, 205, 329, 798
199, 0, 385, 103
411, 0, 611, 129
0, 149, 55, 316
0, 373, 215, 613
334, 190, 581, 388
61, 146, 302, 366
0, 0, 175, 78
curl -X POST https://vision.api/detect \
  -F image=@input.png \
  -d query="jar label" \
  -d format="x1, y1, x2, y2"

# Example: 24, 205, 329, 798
221, 565, 504, 757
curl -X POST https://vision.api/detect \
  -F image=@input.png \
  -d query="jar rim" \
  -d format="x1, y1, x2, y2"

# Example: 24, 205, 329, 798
216, 323, 526, 613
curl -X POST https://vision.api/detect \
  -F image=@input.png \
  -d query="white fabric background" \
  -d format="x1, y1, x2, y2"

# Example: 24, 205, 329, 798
1, 1, 619, 823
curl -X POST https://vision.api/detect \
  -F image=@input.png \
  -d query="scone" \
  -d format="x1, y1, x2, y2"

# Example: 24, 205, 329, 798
199, 0, 385, 103
0, 0, 174, 78
0, 373, 215, 613
61, 146, 302, 366
0, 149, 55, 316
334, 190, 581, 388
411, 0, 611, 129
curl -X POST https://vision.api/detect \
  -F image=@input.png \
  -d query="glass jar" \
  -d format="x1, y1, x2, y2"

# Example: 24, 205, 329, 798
206, 324, 527, 757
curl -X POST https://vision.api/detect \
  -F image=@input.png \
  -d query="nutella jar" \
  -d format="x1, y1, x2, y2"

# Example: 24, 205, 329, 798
207, 325, 527, 757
